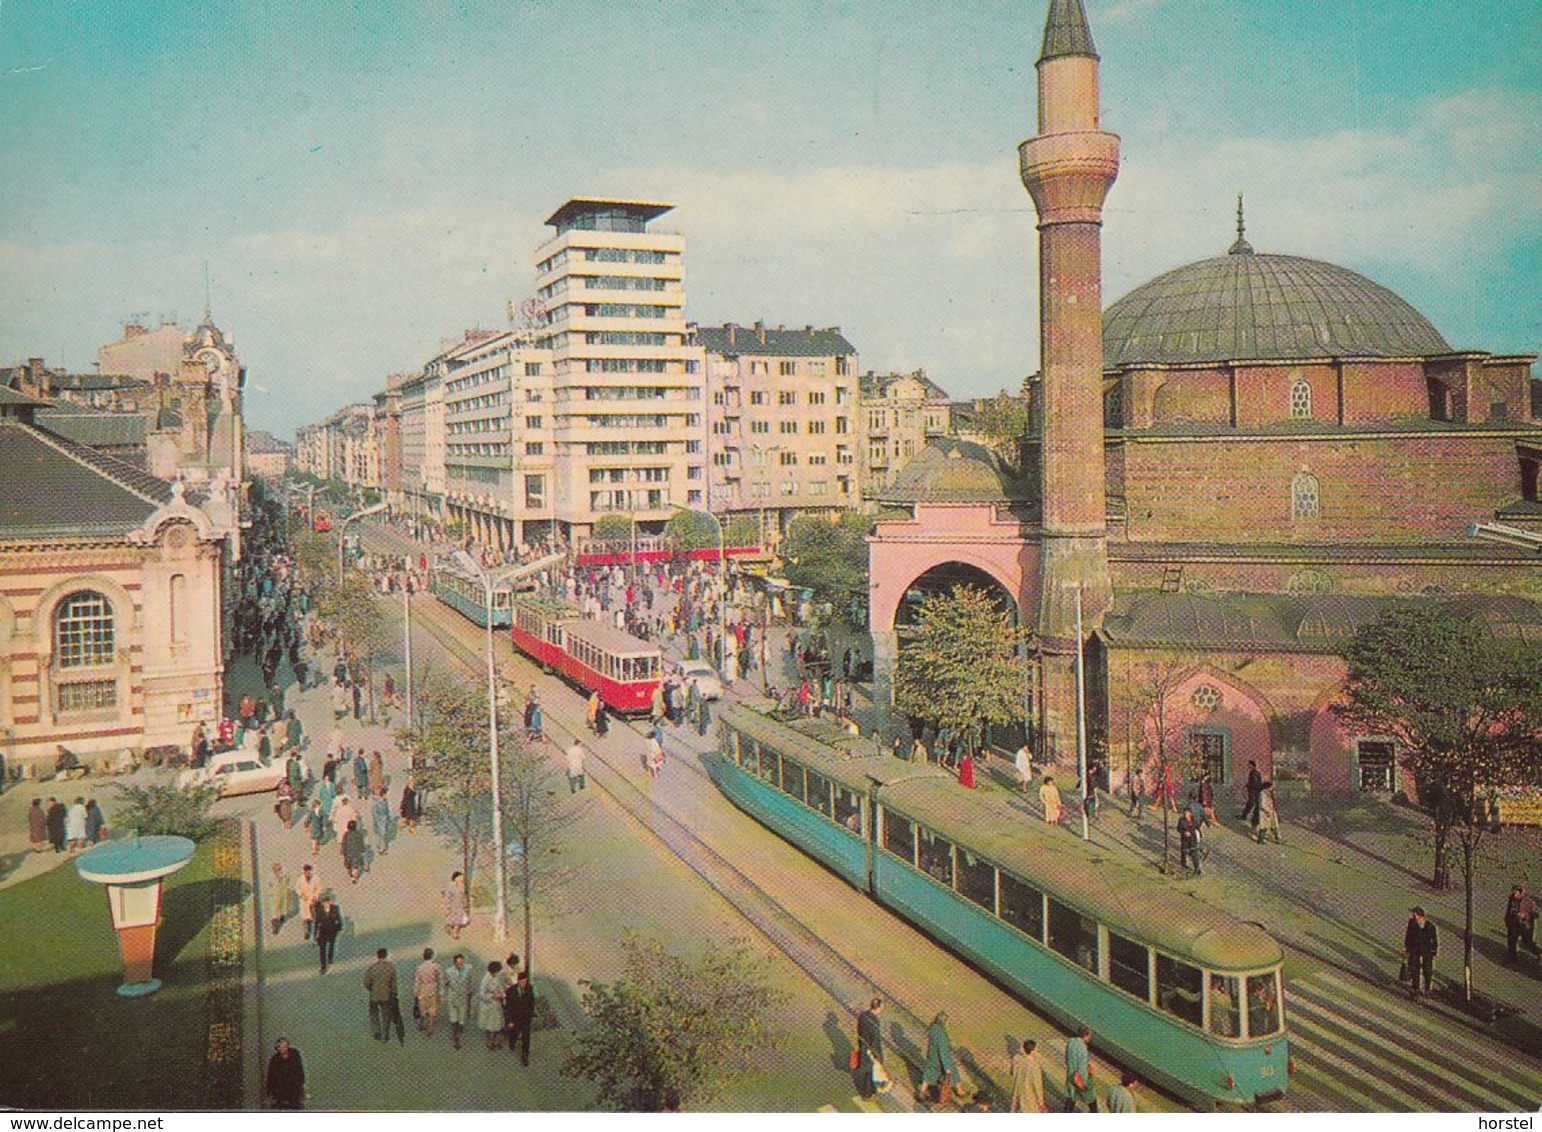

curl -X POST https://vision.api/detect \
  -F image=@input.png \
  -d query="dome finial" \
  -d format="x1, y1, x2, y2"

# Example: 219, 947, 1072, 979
1228, 194, 1254, 256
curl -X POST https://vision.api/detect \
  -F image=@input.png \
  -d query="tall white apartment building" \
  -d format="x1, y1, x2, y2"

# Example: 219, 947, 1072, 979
534, 198, 705, 541
442, 329, 555, 550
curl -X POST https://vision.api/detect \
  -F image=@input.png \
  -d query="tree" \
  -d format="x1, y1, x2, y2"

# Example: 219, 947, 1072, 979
664, 509, 719, 553
592, 513, 633, 542
724, 515, 760, 548
563, 934, 786, 1111
966, 392, 1032, 466
781, 512, 870, 623
292, 528, 334, 597
499, 741, 584, 976
1336, 603, 1542, 1002
1119, 656, 1205, 874
114, 781, 221, 841
894, 583, 1031, 758
318, 569, 391, 720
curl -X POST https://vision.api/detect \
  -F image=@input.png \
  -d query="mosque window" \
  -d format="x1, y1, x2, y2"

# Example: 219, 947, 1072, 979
1191, 684, 1221, 712
1291, 472, 1320, 520
55, 591, 115, 667
1289, 379, 1312, 419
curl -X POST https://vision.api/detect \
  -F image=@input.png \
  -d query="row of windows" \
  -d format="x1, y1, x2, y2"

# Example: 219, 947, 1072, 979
447, 463, 502, 485
446, 443, 510, 458
589, 466, 670, 484
577, 275, 668, 292
445, 365, 511, 396
590, 489, 666, 511
567, 634, 661, 681
539, 247, 670, 272
582, 304, 672, 319
584, 359, 669, 374
585, 331, 675, 346
585, 440, 668, 456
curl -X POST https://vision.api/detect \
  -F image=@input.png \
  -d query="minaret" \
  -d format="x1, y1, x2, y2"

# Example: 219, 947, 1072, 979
1020, 0, 1118, 748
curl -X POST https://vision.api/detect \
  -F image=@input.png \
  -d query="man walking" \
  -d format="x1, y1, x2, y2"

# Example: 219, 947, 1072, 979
296, 864, 321, 940
566, 740, 587, 794
855, 997, 884, 1100
444, 953, 470, 1050
1064, 1024, 1098, 1112
414, 948, 445, 1036
504, 969, 536, 1066
1009, 1038, 1046, 1113
264, 1038, 306, 1109
313, 895, 343, 974
364, 948, 402, 1043
1403, 906, 1438, 996
1504, 885, 1539, 964
1239, 760, 1264, 825
1107, 1072, 1139, 1113
1178, 807, 1202, 876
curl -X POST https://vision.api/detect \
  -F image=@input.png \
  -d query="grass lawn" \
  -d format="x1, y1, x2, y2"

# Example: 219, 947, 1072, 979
0, 827, 248, 1110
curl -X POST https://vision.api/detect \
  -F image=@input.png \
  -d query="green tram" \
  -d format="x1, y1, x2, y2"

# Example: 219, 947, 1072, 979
707, 702, 1289, 1109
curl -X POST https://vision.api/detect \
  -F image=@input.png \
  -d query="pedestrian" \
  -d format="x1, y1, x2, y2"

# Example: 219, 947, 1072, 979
478, 961, 506, 1049
527, 701, 543, 744
957, 751, 975, 789
352, 751, 369, 797
646, 730, 664, 779
504, 969, 536, 1066
594, 699, 608, 737
1402, 906, 1438, 996
370, 787, 394, 854
444, 953, 470, 1049
443, 870, 470, 939
1255, 781, 1282, 844
1505, 884, 1540, 963
265, 861, 293, 935
1239, 759, 1263, 824
84, 797, 106, 843
341, 820, 366, 884
306, 799, 326, 858
1039, 776, 1064, 825
1009, 1038, 1047, 1113
1178, 806, 1202, 876
317, 776, 335, 823
296, 864, 320, 940
1063, 1024, 1098, 1112
65, 796, 87, 852
275, 779, 295, 829
1128, 767, 1146, 819
566, 740, 587, 793
695, 693, 711, 738
363, 948, 404, 1044
314, 894, 343, 973
331, 793, 358, 843
1198, 770, 1217, 826
368, 750, 385, 796
1014, 742, 1032, 792
1107, 1071, 1139, 1113
399, 777, 420, 832
586, 690, 601, 734
415, 947, 445, 1036
264, 1038, 306, 1109
27, 798, 47, 852
855, 997, 885, 1099
919, 1011, 957, 1105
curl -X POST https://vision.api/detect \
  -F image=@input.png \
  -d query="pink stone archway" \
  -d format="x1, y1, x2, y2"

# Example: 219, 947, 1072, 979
1128, 664, 1275, 799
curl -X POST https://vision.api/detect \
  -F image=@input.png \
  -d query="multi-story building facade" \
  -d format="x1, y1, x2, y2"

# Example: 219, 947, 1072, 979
860, 369, 953, 493
533, 198, 705, 541
442, 329, 555, 550
696, 322, 860, 540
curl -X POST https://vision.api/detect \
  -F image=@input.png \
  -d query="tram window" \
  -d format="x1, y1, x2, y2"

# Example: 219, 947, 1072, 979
955, 849, 995, 912
1000, 872, 1044, 941
916, 827, 953, 886
757, 745, 781, 788
1246, 972, 1282, 1037
1048, 898, 1099, 975
741, 737, 759, 769
1209, 974, 1241, 1038
1155, 954, 1203, 1027
882, 811, 915, 865
726, 731, 740, 764
805, 770, 832, 817
783, 760, 806, 804
833, 786, 862, 833
1107, 932, 1151, 1001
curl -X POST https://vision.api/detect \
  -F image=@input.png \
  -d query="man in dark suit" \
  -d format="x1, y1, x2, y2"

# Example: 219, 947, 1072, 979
1403, 906, 1438, 995
504, 970, 536, 1066
856, 997, 885, 1098
1239, 760, 1264, 824
314, 896, 343, 974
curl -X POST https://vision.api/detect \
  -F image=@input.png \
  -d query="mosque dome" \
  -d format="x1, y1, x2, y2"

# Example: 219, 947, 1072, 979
1102, 215, 1450, 368
875, 438, 1033, 505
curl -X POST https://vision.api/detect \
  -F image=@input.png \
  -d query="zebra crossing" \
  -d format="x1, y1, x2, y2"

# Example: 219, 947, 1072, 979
1281, 968, 1541, 1112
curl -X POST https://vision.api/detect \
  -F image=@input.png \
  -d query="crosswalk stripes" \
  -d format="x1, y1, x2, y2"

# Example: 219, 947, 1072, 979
1281, 969, 1541, 1112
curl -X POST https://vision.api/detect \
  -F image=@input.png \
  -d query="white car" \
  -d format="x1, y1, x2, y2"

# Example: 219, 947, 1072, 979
677, 660, 724, 701
177, 752, 285, 798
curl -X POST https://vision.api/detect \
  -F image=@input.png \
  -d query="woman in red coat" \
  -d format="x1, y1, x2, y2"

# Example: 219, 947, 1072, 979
958, 752, 975, 789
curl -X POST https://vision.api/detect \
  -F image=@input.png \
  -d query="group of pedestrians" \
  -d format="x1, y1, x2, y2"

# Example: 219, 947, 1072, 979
26, 795, 105, 853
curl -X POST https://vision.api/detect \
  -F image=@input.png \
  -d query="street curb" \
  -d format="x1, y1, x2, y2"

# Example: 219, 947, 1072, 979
245, 817, 264, 1111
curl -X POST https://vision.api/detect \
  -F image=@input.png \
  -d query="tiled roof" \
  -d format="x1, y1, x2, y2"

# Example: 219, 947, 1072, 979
0, 385, 44, 408
1101, 591, 1542, 651
0, 421, 171, 539
1108, 540, 1540, 564
47, 372, 149, 391
697, 323, 856, 358
36, 408, 148, 448
874, 438, 1035, 505
1039, 0, 1097, 62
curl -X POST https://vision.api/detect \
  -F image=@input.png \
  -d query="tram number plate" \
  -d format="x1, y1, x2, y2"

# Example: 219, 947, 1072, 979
1259, 1066, 1274, 1077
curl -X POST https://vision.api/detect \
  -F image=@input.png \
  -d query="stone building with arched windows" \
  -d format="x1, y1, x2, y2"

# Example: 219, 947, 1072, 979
0, 387, 229, 773
867, 0, 1541, 800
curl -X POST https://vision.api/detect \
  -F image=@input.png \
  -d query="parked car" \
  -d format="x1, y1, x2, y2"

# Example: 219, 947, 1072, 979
176, 752, 284, 798
677, 659, 723, 701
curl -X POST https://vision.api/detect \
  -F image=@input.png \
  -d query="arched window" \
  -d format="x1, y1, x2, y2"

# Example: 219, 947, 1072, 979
1291, 472, 1320, 520
1289, 379, 1312, 419
53, 590, 118, 714
55, 591, 115, 667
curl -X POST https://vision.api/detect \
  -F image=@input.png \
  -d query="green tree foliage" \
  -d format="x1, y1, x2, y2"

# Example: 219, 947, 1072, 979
1337, 603, 1542, 1000
563, 934, 786, 1111
664, 509, 719, 553
592, 513, 633, 541
500, 741, 584, 977
292, 528, 334, 596
318, 569, 392, 719
894, 583, 1030, 756
724, 515, 760, 548
967, 392, 1032, 466
113, 781, 221, 841
781, 512, 871, 622
1118, 657, 1205, 873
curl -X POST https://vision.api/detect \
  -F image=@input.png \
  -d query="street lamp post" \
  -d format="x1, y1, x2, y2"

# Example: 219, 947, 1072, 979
337, 502, 390, 584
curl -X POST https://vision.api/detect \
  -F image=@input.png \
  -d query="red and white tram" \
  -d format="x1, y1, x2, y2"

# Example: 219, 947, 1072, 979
510, 597, 661, 715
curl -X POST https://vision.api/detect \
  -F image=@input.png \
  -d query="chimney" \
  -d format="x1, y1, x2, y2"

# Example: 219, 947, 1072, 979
754, 320, 765, 344
728, 324, 736, 347
806, 325, 814, 337
124, 323, 146, 339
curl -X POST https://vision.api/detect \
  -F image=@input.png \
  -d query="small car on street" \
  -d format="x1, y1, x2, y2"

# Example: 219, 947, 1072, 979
176, 752, 284, 798
676, 659, 723, 701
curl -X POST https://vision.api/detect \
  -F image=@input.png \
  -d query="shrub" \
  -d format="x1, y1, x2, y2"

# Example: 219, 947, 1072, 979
113, 781, 221, 841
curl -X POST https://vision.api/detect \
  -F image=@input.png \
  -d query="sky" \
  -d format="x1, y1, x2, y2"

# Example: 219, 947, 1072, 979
1, 0, 1537, 438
